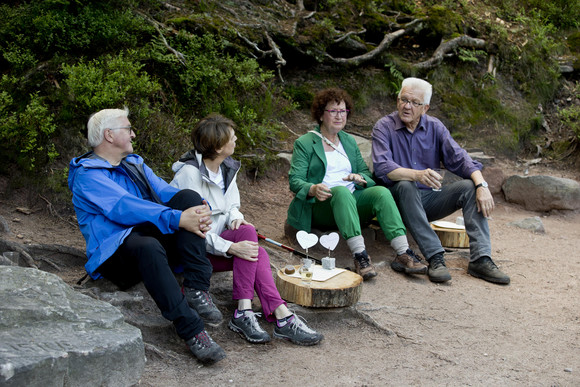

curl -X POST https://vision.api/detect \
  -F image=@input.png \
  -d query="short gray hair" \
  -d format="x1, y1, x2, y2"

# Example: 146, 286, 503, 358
399, 78, 432, 105
87, 107, 129, 147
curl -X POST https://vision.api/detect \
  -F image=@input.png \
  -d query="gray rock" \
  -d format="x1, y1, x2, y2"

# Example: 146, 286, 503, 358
0, 267, 145, 387
482, 167, 506, 196
508, 216, 546, 233
0, 215, 10, 234
502, 175, 580, 211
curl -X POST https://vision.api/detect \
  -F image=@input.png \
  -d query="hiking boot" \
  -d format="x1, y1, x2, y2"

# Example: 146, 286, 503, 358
183, 288, 223, 327
353, 250, 377, 280
468, 256, 510, 285
228, 309, 271, 344
186, 329, 226, 364
391, 248, 428, 275
427, 253, 451, 283
273, 314, 324, 346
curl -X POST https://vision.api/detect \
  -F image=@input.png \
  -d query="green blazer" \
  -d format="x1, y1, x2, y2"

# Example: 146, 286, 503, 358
287, 126, 375, 232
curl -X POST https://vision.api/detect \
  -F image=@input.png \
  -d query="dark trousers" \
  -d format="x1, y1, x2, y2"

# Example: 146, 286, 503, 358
98, 189, 211, 341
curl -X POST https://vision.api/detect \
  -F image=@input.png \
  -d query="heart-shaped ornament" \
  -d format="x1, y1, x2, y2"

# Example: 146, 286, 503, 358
319, 232, 339, 251
296, 230, 318, 250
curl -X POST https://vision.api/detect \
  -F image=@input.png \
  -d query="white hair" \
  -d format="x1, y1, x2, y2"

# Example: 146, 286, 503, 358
399, 77, 433, 105
87, 107, 129, 147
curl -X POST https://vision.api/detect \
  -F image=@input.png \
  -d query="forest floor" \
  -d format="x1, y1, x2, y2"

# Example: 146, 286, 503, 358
1, 155, 579, 386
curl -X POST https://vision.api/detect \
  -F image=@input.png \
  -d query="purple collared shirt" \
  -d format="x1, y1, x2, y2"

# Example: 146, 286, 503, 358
371, 111, 482, 189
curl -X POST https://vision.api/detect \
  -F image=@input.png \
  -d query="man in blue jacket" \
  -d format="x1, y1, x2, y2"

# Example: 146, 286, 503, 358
68, 108, 225, 364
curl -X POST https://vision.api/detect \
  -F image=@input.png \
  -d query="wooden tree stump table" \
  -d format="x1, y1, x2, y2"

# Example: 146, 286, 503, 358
275, 266, 363, 308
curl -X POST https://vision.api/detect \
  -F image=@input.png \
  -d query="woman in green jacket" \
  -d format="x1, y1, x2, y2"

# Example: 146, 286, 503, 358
287, 88, 427, 280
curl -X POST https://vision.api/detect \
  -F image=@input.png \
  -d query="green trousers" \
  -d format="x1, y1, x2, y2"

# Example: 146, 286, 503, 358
311, 185, 406, 241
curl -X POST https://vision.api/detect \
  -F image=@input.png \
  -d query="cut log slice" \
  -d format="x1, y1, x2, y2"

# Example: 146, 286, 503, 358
431, 224, 469, 248
275, 266, 363, 308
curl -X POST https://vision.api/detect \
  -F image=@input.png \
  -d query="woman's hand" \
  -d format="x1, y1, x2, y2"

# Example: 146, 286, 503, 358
228, 240, 259, 262
230, 218, 253, 230
343, 173, 366, 186
178, 202, 212, 238
309, 183, 332, 201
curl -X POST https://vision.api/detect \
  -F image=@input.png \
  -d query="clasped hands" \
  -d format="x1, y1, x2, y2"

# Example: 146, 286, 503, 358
178, 200, 213, 238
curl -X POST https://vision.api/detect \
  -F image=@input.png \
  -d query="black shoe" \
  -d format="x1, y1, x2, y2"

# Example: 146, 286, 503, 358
184, 288, 223, 327
186, 329, 226, 364
427, 253, 451, 283
468, 256, 510, 285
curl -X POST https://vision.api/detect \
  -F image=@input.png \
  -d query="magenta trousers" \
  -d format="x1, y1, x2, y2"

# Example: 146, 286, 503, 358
209, 224, 286, 322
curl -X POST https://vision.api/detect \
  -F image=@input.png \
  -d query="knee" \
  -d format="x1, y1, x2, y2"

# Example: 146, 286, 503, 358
369, 186, 395, 201
238, 223, 258, 241
392, 180, 416, 195
330, 186, 355, 202
174, 189, 203, 207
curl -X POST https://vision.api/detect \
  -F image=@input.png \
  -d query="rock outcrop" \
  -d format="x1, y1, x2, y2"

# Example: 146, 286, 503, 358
0, 267, 145, 387
502, 175, 580, 211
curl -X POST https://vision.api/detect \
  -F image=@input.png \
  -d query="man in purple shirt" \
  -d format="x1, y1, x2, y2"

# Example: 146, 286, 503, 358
371, 77, 509, 285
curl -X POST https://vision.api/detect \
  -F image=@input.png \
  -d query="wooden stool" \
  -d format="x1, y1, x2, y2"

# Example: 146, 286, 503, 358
430, 223, 469, 248
275, 266, 363, 308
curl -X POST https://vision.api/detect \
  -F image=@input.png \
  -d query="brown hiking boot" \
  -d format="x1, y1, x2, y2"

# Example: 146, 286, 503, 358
353, 250, 377, 280
391, 248, 428, 275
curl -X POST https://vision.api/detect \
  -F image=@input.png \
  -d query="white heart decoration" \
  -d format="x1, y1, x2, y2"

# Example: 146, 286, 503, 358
296, 230, 318, 250
319, 232, 339, 251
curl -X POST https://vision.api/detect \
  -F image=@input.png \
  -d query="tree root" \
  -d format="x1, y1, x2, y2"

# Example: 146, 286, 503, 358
0, 238, 85, 269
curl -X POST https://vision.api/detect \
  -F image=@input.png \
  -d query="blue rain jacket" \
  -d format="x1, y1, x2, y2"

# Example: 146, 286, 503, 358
68, 152, 182, 279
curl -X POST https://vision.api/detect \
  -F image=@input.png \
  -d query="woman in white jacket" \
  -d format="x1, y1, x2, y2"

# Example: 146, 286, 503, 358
171, 113, 323, 346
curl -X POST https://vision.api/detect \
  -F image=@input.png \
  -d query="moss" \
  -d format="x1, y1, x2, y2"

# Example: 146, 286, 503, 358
568, 31, 580, 53
427, 5, 463, 39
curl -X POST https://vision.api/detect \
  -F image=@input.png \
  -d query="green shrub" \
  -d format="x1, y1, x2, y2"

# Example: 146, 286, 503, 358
0, 90, 58, 171
61, 50, 161, 119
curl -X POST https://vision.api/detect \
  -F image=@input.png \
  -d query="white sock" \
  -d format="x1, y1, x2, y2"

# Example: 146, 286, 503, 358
346, 235, 366, 255
390, 235, 409, 255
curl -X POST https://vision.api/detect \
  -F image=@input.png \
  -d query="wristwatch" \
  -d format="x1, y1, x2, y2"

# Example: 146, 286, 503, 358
475, 181, 489, 190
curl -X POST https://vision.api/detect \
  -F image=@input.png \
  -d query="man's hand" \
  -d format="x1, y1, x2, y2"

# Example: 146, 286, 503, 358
228, 240, 259, 262
416, 168, 443, 190
178, 202, 212, 238
309, 183, 332, 201
343, 173, 367, 186
476, 187, 495, 218
230, 218, 253, 230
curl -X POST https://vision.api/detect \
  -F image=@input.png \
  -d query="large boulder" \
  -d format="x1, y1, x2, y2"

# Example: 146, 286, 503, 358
0, 267, 145, 387
502, 175, 580, 211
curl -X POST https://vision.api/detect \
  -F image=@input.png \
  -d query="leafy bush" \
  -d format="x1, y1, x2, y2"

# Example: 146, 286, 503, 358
61, 50, 161, 119
0, 88, 58, 171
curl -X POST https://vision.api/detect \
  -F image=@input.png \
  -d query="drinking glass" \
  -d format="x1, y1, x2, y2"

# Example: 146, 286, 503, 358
431, 168, 444, 191
299, 258, 313, 285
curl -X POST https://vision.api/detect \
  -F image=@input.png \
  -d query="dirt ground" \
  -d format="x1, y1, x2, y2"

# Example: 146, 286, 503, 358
0, 157, 579, 387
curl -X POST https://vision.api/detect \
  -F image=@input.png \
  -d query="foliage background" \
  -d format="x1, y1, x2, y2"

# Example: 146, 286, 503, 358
0, 0, 578, 201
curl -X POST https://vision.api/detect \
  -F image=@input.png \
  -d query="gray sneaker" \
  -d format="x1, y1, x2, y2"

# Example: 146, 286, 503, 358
273, 314, 323, 346
468, 256, 510, 285
427, 253, 451, 283
228, 309, 271, 344
184, 288, 223, 327
186, 329, 226, 364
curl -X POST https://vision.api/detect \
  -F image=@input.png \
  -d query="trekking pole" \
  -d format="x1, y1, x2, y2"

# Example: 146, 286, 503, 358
257, 233, 322, 264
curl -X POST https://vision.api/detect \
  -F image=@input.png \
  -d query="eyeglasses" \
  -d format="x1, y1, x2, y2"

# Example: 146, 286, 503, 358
398, 98, 425, 108
325, 109, 350, 117
108, 126, 135, 134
